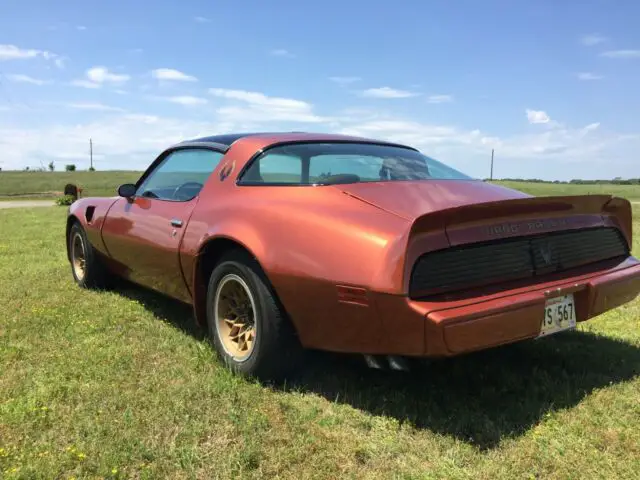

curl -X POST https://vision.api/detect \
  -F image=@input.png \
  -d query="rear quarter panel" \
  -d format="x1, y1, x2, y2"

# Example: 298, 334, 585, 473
181, 184, 411, 352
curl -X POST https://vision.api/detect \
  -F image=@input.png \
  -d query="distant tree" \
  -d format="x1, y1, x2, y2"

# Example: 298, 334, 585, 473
24, 166, 30, 171
88, 166, 96, 172
65, 164, 77, 172
48, 161, 55, 172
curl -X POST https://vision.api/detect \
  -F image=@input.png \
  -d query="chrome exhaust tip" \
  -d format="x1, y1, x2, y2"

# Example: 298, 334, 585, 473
387, 355, 410, 371
363, 354, 384, 369
363, 354, 410, 371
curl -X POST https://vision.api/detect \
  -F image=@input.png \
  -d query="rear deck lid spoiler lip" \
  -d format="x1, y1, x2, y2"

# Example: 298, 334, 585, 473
408, 194, 628, 244
411, 194, 616, 231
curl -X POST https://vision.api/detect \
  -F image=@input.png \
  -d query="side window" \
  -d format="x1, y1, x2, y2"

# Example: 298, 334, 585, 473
136, 149, 224, 201
241, 153, 301, 184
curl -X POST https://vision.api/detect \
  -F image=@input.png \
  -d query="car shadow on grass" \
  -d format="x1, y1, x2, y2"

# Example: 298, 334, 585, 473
284, 332, 640, 449
115, 282, 206, 342
111, 284, 640, 450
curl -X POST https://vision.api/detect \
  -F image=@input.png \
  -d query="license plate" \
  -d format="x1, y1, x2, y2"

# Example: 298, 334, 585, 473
539, 294, 576, 337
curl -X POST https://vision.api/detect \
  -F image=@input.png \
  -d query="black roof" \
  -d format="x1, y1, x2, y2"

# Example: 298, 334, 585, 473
185, 132, 304, 147
177, 131, 417, 154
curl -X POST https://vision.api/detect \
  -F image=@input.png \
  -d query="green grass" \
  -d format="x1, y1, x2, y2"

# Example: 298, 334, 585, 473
1, 205, 639, 478
2, 170, 640, 203
494, 181, 640, 201
0, 171, 142, 198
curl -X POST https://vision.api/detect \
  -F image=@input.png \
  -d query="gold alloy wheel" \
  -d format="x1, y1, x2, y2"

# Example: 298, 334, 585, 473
214, 273, 258, 361
71, 232, 86, 281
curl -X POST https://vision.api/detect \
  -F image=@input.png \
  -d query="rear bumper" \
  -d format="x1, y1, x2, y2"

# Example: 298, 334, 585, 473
375, 257, 640, 357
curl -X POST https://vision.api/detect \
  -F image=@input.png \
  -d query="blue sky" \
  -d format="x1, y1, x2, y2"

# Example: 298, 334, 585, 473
1, 0, 639, 180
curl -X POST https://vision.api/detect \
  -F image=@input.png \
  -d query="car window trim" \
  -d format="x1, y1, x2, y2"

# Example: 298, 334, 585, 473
236, 140, 423, 187
133, 145, 227, 203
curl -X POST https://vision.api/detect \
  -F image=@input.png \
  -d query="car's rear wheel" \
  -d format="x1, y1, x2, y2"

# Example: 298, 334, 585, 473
206, 250, 302, 380
68, 222, 112, 289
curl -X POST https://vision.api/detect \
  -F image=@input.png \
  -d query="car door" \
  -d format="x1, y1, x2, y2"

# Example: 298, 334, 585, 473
101, 147, 225, 302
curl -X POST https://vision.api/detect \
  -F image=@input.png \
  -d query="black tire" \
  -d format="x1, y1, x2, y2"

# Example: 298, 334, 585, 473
68, 222, 112, 289
205, 250, 302, 381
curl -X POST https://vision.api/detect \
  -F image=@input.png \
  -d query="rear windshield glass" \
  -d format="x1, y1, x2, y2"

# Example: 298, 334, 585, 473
238, 142, 473, 185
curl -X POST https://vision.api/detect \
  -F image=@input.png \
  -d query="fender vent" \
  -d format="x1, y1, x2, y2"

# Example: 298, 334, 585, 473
85, 206, 96, 223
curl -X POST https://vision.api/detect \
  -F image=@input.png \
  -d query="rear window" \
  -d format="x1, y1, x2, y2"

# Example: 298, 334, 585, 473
238, 142, 473, 185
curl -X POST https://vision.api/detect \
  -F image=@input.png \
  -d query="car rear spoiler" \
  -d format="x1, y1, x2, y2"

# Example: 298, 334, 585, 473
410, 194, 633, 249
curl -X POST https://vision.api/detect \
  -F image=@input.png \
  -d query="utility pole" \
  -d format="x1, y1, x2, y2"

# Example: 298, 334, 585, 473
490, 148, 494, 181
89, 138, 93, 170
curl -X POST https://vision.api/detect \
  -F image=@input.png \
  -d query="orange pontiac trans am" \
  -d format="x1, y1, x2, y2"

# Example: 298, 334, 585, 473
66, 132, 640, 379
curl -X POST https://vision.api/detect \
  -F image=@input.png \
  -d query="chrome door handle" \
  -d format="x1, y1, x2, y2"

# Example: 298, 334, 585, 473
170, 218, 183, 227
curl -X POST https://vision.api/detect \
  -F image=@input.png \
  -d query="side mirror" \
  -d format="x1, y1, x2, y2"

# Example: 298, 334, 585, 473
118, 183, 137, 198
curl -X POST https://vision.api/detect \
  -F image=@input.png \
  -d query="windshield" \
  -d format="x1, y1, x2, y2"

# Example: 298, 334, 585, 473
238, 142, 473, 185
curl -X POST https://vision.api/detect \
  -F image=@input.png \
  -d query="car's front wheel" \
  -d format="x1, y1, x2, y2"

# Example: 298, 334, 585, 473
206, 250, 302, 380
68, 222, 112, 289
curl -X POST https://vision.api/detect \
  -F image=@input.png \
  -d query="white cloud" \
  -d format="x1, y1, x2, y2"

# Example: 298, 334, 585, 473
600, 49, 640, 58
329, 76, 361, 85
427, 94, 454, 104
216, 105, 325, 124
71, 66, 130, 89
151, 68, 197, 82
577, 72, 603, 81
0, 44, 41, 60
338, 115, 638, 179
76, 25, 87, 31
210, 88, 307, 109
166, 96, 208, 106
526, 109, 551, 125
68, 102, 125, 112
361, 87, 420, 99
122, 114, 160, 123
70, 79, 101, 89
581, 122, 600, 134
0, 114, 242, 170
6, 74, 50, 85
339, 120, 458, 141
269, 49, 295, 58
210, 87, 328, 123
0, 44, 63, 67
194, 16, 210, 23
87, 66, 130, 84
1, 102, 638, 179
580, 34, 607, 46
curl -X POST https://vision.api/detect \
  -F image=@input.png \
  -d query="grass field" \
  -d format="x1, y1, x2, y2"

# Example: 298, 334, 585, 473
1, 170, 640, 202
0, 171, 141, 199
497, 181, 640, 201
1, 204, 639, 478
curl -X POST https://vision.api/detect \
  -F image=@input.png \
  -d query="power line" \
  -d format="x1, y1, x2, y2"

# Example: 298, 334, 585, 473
490, 148, 494, 181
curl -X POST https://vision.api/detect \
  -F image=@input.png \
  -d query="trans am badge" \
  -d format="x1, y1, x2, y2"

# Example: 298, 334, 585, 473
219, 161, 235, 181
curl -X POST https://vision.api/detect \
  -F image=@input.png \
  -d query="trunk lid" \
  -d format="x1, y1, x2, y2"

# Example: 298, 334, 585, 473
336, 180, 630, 247
336, 180, 532, 221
